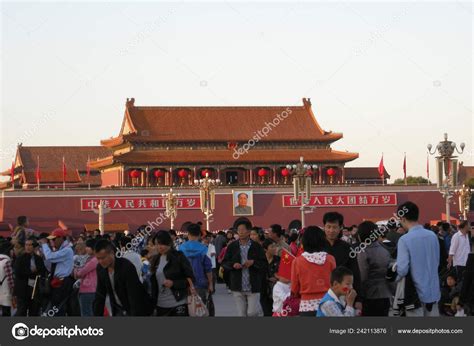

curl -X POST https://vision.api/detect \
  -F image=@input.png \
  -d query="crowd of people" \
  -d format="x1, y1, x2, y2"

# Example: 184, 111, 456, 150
0, 201, 473, 317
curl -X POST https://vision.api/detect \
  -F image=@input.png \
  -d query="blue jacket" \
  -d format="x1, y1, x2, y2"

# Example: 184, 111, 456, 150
179, 241, 212, 288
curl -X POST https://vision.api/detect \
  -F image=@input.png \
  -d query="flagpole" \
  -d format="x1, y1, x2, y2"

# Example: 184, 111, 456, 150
62, 156, 66, 191
404, 152, 407, 186
37, 156, 40, 191
11, 161, 15, 191
87, 156, 91, 190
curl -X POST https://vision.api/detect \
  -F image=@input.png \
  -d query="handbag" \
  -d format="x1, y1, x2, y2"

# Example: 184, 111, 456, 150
187, 292, 209, 317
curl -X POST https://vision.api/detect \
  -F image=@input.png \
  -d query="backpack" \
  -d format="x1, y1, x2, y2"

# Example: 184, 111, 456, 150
187, 254, 210, 289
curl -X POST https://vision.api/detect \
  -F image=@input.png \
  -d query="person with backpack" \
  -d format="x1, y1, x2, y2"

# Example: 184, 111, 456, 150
0, 239, 14, 316
178, 224, 213, 305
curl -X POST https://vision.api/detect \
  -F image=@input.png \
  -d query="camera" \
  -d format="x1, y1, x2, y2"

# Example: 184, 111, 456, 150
14, 326, 29, 338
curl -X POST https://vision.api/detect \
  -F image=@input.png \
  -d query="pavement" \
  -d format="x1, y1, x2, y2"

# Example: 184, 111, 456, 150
213, 283, 238, 316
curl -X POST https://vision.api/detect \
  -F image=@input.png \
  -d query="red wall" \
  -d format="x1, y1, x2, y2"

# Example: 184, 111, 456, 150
0, 186, 463, 235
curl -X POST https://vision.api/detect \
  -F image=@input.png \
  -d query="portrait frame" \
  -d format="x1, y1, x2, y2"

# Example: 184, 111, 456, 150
232, 190, 254, 216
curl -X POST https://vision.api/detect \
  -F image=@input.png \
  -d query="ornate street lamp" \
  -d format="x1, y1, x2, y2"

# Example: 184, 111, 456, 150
455, 184, 472, 221
161, 188, 179, 229
286, 156, 318, 229
92, 200, 111, 236
194, 172, 220, 232
427, 133, 465, 223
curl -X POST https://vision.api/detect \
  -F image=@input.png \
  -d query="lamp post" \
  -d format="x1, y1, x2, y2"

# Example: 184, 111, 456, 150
427, 133, 465, 223
286, 156, 318, 229
455, 184, 472, 221
161, 188, 179, 229
92, 200, 111, 236
194, 172, 220, 232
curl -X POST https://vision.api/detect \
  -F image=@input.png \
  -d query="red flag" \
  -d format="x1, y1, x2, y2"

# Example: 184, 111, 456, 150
62, 156, 67, 182
277, 248, 295, 281
36, 156, 41, 186
86, 157, 91, 180
10, 161, 15, 186
403, 153, 406, 180
378, 155, 384, 177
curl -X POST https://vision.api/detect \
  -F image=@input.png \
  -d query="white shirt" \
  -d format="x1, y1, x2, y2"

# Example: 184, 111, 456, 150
449, 231, 471, 267
207, 244, 216, 269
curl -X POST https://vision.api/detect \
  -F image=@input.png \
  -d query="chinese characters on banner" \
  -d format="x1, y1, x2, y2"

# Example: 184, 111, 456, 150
81, 197, 201, 211
282, 193, 397, 208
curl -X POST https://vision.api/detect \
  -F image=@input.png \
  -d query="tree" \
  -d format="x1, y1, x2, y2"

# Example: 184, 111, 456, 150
465, 177, 474, 188
394, 176, 430, 185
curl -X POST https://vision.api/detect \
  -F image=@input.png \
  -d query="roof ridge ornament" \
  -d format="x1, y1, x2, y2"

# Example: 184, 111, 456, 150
126, 98, 135, 107
302, 97, 311, 108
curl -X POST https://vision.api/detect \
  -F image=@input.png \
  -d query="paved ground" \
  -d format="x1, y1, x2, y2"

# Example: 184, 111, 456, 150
213, 283, 238, 316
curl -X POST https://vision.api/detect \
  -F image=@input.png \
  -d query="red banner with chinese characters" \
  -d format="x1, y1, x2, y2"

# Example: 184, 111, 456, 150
282, 193, 397, 208
81, 197, 201, 211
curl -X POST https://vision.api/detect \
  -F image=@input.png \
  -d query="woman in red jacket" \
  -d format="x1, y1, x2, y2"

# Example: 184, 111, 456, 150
291, 226, 336, 316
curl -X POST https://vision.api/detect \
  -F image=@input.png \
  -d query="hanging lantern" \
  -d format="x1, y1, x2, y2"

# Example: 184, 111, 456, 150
258, 168, 268, 177
201, 169, 210, 177
178, 169, 187, 178
281, 168, 290, 177
326, 168, 336, 176
129, 169, 140, 178
154, 170, 165, 178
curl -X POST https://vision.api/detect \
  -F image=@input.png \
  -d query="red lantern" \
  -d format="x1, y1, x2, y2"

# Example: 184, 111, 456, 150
281, 168, 290, 177
129, 169, 140, 178
201, 169, 210, 177
258, 168, 268, 177
154, 170, 164, 178
178, 169, 187, 178
326, 168, 336, 176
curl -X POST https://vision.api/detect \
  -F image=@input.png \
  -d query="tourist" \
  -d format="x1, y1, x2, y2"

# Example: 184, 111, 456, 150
356, 221, 392, 316
385, 220, 401, 245
0, 239, 14, 316
260, 239, 280, 316
316, 266, 357, 317
202, 231, 217, 293
150, 231, 195, 316
13, 236, 46, 316
291, 226, 336, 316
459, 252, 474, 316
38, 228, 74, 316
214, 231, 227, 282
396, 201, 440, 316
288, 229, 299, 256
322, 212, 361, 309
250, 227, 265, 246
11, 216, 33, 258
179, 224, 213, 305
74, 238, 98, 317
439, 273, 461, 316
268, 224, 290, 257
93, 239, 152, 316
448, 220, 471, 280
222, 219, 266, 317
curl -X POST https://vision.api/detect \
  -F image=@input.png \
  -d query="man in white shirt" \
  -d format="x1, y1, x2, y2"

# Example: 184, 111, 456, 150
202, 232, 216, 293
448, 221, 471, 280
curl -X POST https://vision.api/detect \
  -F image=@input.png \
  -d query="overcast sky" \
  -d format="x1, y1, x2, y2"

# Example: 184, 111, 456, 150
1, 1, 472, 182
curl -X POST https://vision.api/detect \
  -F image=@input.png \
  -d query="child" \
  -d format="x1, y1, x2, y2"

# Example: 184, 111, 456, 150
316, 266, 357, 317
439, 273, 461, 316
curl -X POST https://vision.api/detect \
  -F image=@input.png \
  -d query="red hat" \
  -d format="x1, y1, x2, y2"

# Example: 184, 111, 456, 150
47, 228, 68, 240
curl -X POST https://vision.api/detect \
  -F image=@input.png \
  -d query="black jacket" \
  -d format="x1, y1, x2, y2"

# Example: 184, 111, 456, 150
150, 250, 195, 307
460, 253, 474, 306
13, 253, 47, 299
222, 240, 267, 293
93, 257, 152, 316
325, 239, 361, 296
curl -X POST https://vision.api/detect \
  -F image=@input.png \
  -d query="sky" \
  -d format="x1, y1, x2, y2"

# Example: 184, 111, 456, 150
1, 1, 472, 182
